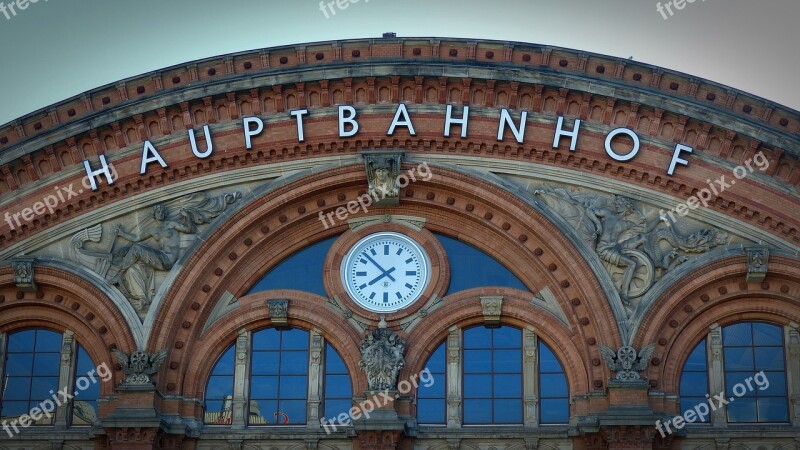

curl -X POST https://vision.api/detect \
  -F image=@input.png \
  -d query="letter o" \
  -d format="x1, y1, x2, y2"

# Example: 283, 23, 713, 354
397, 380, 412, 394
604, 127, 641, 162
733, 166, 748, 179
396, 174, 410, 188
732, 383, 747, 397
76, 376, 91, 391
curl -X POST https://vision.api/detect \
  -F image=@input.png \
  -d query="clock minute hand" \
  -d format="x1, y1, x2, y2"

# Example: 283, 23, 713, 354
363, 253, 396, 281
368, 267, 396, 286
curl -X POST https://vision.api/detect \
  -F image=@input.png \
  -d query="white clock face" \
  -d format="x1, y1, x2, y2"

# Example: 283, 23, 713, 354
341, 232, 431, 313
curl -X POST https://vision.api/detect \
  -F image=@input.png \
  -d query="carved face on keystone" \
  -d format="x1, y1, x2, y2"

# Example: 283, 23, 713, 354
375, 166, 389, 182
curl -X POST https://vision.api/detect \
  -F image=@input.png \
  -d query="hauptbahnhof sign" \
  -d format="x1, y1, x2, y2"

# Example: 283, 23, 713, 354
81, 104, 695, 190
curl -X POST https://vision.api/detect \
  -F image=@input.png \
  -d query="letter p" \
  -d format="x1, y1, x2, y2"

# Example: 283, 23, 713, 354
693, 402, 710, 422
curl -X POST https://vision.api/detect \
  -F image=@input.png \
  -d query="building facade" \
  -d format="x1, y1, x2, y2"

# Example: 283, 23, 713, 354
0, 36, 798, 450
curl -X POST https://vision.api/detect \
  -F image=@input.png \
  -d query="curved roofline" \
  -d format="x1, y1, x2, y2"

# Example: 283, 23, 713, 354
3, 35, 798, 129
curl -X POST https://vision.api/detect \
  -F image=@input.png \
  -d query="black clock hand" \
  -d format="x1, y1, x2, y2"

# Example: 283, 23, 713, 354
368, 267, 396, 285
363, 253, 397, 282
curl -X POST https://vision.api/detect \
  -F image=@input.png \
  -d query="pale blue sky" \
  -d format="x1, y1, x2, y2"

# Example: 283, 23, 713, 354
0, 0, 798, 125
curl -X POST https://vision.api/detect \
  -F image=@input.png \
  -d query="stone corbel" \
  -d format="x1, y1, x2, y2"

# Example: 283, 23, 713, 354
745, 246, 769, 283
479, 296, 503, 327
361, 151, 403, 206
267, 298, 289, 329
12, 256, 36, 291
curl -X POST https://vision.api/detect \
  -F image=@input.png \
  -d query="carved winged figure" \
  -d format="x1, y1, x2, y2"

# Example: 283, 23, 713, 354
598, 344, 656, 382
112, 349, 168, 385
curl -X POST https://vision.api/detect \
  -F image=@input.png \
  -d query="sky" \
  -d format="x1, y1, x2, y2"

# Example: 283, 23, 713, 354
0, 0, 798, 126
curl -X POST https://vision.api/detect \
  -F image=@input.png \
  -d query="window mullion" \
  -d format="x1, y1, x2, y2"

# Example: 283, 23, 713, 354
707, 323, 727, 426
231, 328, 251, 430
54, 330, 76, 429
446, 325, 462, 428
785, 323, 800, 427
523, 325, 538, 427
307, 329, 324, 427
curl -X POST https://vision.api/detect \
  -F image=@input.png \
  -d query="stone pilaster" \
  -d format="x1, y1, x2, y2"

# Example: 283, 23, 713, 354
786, 322, 800, 427
231, 328, 250, 429
707, 323, 727, 426
523, 325, 539, 427
446, 326, 462, 428
307, 329, 324, 427
55, 330, 76, 429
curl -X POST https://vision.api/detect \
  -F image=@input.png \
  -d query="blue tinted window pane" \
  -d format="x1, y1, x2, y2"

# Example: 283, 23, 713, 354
463, 350, 491, 373
33, 353, 60, 376
29, 377, 59, 401
726, 372, 757, 398
250, 376, 279, 398
249, 400, 276, 425
723, 347, 753, 371
539, 343, 562, 373
754, 347, 785, 371
494, 350, 521, 373
279, 375, 307, 399
3, 377, 32, 400
278, 400, 307, 424
752, 323, 783, 346
723, 323, 752, 346
325, 347, 347, 375
325, 399, 353, 422
251, 351, 280, 375
281, 351, 309, 375
464, 374, 492, 398
684, 340, 706, 371
207, 375, 234, 398
325, 375, 352, 398
424, 344, 446, 374
680, 372, 709, 397
493, 399, 522, 423
727, 397, 757, 422
419, 377, 445, 398
252, 329, 280, 351
463, 327, 491, 349
211, 346, 235, 376
494, 374, 522, 398
418, 399, 446, 424
34, 330, 62, 352
281, 330, 309, 350
757, 397, 788, 422
540, 398, 569, 424
0, 401, 29, 417
248, 237, 335, 297
7, 330, 36, 352
75, 377, 100, 399
680, 397, 709, 423
463, 399, 492, 423
541, 373, 569, 398
4, 353, 33, 375
493, 327, 521, 349
76, 346, 96, 375
759, 372, 786, 396
436, 234, 527, 295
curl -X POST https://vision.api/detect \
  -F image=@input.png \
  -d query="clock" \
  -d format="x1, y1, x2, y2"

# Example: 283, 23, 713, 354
341, 232, 431, 313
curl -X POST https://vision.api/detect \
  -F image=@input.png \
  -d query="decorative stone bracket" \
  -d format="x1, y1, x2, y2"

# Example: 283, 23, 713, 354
745, 246, 769, 282
267, 298, 289, 329
480, 296, 503, 327
11, 256, 36, 291
361, 151, 403, 206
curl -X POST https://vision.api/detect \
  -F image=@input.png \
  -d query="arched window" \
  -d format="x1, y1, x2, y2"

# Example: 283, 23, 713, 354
1, 329, 101, 427
679, 338, 708, 423
204, 344, 235, 424
678, 322, 789, 424
538, 340, 569, 424
722, 322, 787, 423
203, 328, 352, 428
463, 326, 523, 424
417, 341, 446, 424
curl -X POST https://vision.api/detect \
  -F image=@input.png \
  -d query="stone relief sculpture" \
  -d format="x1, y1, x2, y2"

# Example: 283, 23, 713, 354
70, 192, 241, 315
599, 344, 656, 382
111, 348, 168, 386
363, 152, 402, 205
359, 318, 406, 391
534, 187, 728, 306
